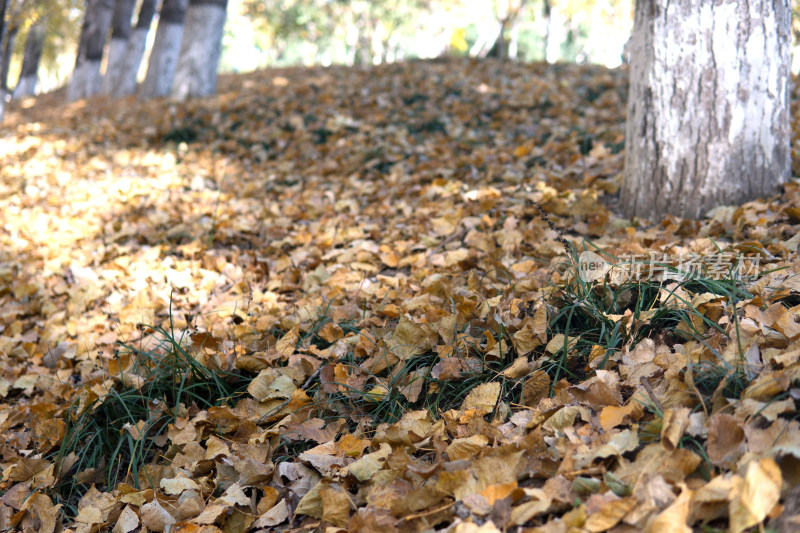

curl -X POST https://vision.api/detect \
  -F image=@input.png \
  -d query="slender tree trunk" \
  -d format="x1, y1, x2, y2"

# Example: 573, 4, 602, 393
0, 13, 18, 108
0, 0, 7, 121
506, 2, 527, 60
621, 0, 791, 220
67, 0, 115, 102
483, 0, 528, 60
544, 0, 566, 63
140, 0, 187, 99
101, 0, 136, 94
170, 0, 227, 101
12, 20, 46, 98
469, 20, 501, 57
114, 0, 156, 97
486, 19, 510, 59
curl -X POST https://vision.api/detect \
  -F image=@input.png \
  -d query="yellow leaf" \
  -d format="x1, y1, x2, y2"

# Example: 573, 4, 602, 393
729, 458, 782, 533
275, 325, 299, 357
461, 382, 501, 413
446, 435, 489, 460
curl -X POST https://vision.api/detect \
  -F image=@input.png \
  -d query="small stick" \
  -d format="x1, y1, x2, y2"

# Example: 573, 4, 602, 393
302, 367, 322, 390
428, 225, 469, 257
396, 502, 455, 523
640, 376, 665, 414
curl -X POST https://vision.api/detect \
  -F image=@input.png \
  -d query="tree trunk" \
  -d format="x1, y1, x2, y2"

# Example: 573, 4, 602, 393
170, 0, 227, 101
621, 0, 791, 220
0, 11, 18, 106
67, 0, 115, 102
543, 0, 566, 63
12, 20, 46, 98
101, 0, 136, 94
139, 0, 188, 99
0, 0, 7, 121
114, 0, 157, 97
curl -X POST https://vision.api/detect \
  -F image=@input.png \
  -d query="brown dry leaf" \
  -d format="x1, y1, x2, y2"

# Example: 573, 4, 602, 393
462, 382, 501, 413
295, 479, 325, 518
160, 475, 200, 495
345, 442, 392, 481
644, 485, 692, 533
706, 413, 745, 468
113, 505, 140, 533
478, 481, 521, 506
320, 483, 352, 527
336, 433, 372, 458
74, 485, 119, 525
446, 435, 489, 460
660, 407, 690, 451
599, 402, 642, 432
28, 493, 61, 533
545, 334, 578, 355
729, 458, 782, 533
522, 370, 551, 407
140, 499, 177, 532
387, 314, 432, 360
512, 323, 541, 355
253, 499, 290, 528
193, 502, 228, 525
569, 370, 623, 406
509, 489, 552, 526
584, 494, 637, 532
502, 356, 531, 378
275, 325, 300, 357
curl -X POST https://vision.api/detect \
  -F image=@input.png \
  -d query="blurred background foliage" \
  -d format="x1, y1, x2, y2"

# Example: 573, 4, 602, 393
4, 0, 800, 95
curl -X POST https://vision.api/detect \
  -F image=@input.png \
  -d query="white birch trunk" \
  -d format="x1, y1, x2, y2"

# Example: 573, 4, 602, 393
544, 1, 566, 63
115, 27, 148, 96
67, 0, 114, 102
101, 0, 136, 94
13, 21, 45, 98
171, 0, 227, 101
13, 75, 35, 97
114, 0, 157, 97
621, 0, 791, 220
101, 38, 128, 94
139, 0, 187, 99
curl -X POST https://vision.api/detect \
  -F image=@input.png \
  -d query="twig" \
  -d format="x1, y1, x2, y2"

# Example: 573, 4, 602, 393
302, 367, 322, 390
428, 225, 469, 257
639, 376, 664, 414
396, 502, 455, 523
530, 197, 573, 258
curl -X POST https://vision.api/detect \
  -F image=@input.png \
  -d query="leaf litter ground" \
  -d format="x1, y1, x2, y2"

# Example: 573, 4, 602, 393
1, 59, 799, 533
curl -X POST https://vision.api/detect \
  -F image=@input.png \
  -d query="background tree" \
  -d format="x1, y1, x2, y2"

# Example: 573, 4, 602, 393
0, 0, 22, 118
11, 17, 45, 97
100, 0, 136, 95
7, 0, 83, 95
140, 0, 187, 99
0, 0, 6, 120
114, 0, 157, 97
66, 0, 114, 101
469, 0, 528, 59
171, 0, 228, 100
621, 0, 791, 220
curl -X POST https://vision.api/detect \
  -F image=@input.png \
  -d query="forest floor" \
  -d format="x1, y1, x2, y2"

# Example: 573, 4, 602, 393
1, 58, 799, 532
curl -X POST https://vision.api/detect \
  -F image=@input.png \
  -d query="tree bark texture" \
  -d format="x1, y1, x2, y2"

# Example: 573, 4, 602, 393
67, 0, 114, 101
621, 0, 791, 220
101, 0, 136, 94
171, 0, 227, 101
114, 0, 157, 96
12, 20, 45, 97
0, 0, 6, 121
140, 0, 188, 99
